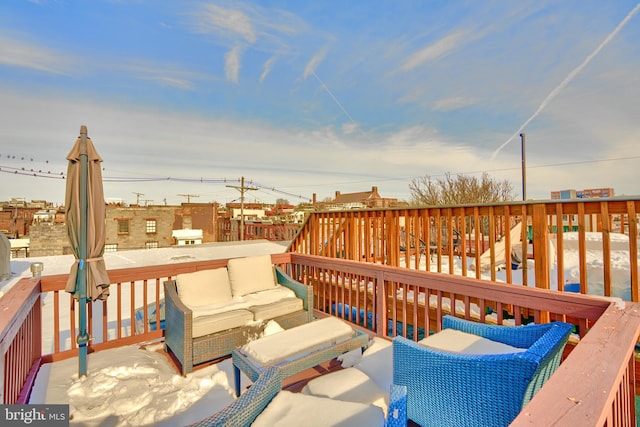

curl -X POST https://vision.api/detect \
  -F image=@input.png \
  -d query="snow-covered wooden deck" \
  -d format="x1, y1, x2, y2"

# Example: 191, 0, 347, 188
3, 251, 640, 425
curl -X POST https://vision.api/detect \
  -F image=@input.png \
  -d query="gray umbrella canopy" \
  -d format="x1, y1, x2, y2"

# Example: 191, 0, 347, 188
65, 126, 110, 301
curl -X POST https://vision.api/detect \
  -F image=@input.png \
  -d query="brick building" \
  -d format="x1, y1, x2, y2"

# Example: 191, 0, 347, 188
27, 202, 219, 256
0, 201, 50, 238
174, 203, 219, 243
551, 187, 615, 200
105, 203, 218, 252
29, 222, 69, 257
218, 202, 302, 242
315, 186, 399, 210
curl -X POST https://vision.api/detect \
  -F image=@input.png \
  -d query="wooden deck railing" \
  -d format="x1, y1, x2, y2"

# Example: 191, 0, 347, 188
0, 277, 41, 404
2, 252, 639, 425
289, 198, 640, 302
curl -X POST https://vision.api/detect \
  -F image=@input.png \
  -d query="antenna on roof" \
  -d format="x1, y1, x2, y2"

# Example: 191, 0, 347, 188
132, 192, 144, 205
178, 194, 199, 203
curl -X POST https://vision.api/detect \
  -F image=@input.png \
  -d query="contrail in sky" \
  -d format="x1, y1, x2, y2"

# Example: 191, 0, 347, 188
312, 71, 356, 123
491, 2, 640, 160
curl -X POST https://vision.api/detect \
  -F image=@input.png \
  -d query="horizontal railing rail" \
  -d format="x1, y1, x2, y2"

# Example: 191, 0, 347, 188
286, 253, 611, 338
1, 251, 638, 424
289, 198, 640, 303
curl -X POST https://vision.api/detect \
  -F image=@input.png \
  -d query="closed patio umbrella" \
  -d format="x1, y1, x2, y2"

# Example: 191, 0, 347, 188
65, 125, 110, 376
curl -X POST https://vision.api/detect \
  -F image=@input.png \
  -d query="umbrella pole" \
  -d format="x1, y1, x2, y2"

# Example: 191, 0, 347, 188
77, 127, 90, 377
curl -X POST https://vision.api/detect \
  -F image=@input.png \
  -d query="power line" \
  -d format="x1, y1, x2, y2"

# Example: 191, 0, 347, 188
2, 154, 638, 198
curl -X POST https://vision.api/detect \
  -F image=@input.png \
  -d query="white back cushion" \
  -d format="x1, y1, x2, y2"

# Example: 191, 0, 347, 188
175, 268, 232, 308
418, 328, 526, 354
227, 255, 277, 297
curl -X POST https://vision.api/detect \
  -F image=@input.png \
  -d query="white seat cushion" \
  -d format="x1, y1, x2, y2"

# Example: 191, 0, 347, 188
240, 317, 355, 366
418, 328, 526, 354
251, 391, 385, 427
301, 367, 389, 415
192, 309, 254, 338
249, 297, 303, 321
176, 268, 232, 307
227, 255, 277, 297
189, 286, 298, 319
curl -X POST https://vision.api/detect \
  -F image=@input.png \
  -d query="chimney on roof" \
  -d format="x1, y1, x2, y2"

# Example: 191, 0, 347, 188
335, 191, 340, 198
372, 186, 378, 194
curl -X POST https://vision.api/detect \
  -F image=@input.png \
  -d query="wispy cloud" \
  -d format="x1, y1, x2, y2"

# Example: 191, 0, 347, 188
260, 56, 276, 83
150, 77, 194, 90
491, 2, 640, 160
342, 122, 358, 135
120, 61, 205, 89
188, 2, 310, 85
225, 46, 242, 83
432, 96, 475, 111
400, 30, 468, 71
0, 34, 70, 74
196, 4, 257, 44
304, 47, 327, 80
2, 2, 638, 204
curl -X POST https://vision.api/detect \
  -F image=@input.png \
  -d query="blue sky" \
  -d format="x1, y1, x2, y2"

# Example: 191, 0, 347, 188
1, 0, 639, 206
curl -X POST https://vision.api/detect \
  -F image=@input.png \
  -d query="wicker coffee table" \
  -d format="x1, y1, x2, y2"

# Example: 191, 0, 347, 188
232, 317, 369, 396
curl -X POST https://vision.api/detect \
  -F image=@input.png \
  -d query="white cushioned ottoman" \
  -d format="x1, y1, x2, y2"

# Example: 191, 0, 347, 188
251, 390, 385, 427
239, 317, 355, 366
301, 367, 389, 415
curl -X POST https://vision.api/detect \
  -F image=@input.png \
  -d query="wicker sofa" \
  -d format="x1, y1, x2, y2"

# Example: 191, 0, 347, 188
164, 254, 314, 375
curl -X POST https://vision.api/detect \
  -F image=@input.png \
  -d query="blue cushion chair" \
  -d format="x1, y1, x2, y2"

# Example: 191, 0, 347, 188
393, 315, 573, 427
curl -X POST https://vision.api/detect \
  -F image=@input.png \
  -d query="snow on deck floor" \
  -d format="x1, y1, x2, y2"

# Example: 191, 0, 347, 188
29, 335, 387, 427
31, 343, 240, 426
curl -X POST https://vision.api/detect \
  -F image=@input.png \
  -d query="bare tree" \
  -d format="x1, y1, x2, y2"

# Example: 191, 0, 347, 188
275, 198, 290, 205
409, 172, 515, 206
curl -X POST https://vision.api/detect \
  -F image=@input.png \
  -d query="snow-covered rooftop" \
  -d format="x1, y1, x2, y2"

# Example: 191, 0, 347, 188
1, 240, 288, 297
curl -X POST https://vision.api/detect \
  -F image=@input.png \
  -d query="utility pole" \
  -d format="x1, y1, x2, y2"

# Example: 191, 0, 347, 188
178, 194, 200, 203
132, 192, 144, 206
226, 176, 258, 240
520, 133, 527, 201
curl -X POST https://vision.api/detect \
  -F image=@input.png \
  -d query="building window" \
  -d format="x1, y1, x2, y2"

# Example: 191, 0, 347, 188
185, 240, 195, 245
117, 219, 129, 235
146, 219, 157, 233
104, 244, 118, 253
145, 241, 159, 249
